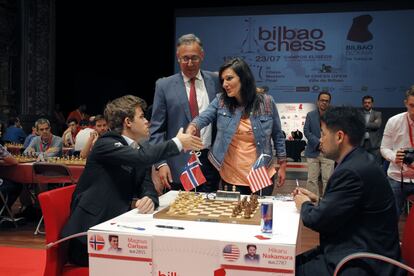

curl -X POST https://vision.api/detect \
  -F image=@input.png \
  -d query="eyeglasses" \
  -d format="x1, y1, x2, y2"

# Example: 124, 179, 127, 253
179, 56, 201, 64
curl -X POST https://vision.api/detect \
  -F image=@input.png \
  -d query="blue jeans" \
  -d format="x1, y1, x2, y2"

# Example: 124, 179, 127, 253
388, 177, 414, 215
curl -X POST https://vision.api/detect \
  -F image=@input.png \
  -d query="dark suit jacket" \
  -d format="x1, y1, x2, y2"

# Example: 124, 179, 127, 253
303, 109, 321, 158
149, 70, 219, 182
61, 131, 180, 266
300, 147, 402, 275
360, 109, 382, 149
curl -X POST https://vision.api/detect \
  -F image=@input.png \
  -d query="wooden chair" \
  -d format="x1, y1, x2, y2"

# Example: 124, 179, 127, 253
38, 184, 88, 276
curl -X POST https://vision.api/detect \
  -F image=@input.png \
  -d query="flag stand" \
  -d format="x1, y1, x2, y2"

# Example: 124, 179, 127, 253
258, 188, 265, 199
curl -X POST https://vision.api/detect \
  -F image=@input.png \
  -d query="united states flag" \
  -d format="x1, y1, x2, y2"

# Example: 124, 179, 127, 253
180, 152, 206, 191
247, 155, 273, 193
222, 244, 240, 261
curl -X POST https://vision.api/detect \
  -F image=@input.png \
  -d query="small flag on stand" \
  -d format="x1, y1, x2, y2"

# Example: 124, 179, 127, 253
180, 152, 206, 191
247, 154, 273, 193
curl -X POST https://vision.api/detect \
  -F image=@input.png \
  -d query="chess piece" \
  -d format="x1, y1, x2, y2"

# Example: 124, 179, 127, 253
244, 204, 251, 219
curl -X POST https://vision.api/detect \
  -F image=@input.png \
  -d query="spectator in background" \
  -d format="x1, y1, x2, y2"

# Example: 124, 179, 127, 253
67, 104, 88, 124
381, 85, 414, 216
0, 121, 5, 145
74, 117, 96, 153
23, 126, 38, 149
0, 144, 22, 213
62, 118, 79, 148
303, 92, 334, 197
79, 115, 108, 159
360, 95, 382, 165
24, 118, 62, 159
53, 103, 66, 136
150, 33, 220, 192
187, 58, 287, 195
3, 117, 26, 144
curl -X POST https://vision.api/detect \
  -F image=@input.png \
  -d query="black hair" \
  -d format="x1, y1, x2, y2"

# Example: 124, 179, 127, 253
219, 57, 257, 115
362, 95, 374, 102
320, 106, 364, 147
246, 244, 257, 250
317, 91, 331, 101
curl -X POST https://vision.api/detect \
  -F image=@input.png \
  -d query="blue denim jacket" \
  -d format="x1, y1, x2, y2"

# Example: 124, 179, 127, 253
191, 93, 286, 170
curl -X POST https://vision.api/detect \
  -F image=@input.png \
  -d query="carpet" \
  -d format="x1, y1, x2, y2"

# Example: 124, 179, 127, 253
0, 246, 45, 276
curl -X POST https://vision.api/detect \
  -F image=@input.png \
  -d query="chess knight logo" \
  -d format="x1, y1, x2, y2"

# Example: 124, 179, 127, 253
347, 14, 373, 43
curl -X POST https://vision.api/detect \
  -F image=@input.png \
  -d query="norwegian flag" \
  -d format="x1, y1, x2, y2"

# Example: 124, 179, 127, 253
180, 152, 206, 191
89, 234, 105, 251
247, 154, 273, 193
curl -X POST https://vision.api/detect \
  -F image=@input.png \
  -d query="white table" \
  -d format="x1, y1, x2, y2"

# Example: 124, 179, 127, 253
88, 191, 300, 276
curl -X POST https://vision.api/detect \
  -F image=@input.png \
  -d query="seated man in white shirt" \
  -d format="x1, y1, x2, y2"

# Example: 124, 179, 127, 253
79, 115, 108, 158
74, 118, 95, 152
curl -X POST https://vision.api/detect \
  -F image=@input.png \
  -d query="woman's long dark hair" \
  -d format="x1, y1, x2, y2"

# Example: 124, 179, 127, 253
219, 58, 257, 115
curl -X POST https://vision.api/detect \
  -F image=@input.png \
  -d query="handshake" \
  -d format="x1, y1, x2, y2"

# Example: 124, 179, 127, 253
175, 127, 203, 152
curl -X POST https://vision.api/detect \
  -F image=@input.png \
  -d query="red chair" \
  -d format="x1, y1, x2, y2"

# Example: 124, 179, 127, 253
402, 204, 414, 276
38, 184, 88, 276
334, 204, 414, 276
33, 162, 76, 235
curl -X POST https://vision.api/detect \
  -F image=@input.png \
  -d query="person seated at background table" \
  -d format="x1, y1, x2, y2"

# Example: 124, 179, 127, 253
293, 106, 403, 276
0, 121, 5, 145
61, 95, 203, 267
23, 118, 63, 159
74, 117, 94, 153
3, 117, 26, 144
23, 125, 38, 149
62, 118, 79, 148
79, 115, 108, 159
66, 104, 89, 124
187, 57, 287, 195
0, 144, 22, 215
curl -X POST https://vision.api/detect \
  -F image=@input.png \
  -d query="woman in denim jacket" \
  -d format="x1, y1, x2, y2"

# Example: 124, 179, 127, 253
187, 58, 287, 195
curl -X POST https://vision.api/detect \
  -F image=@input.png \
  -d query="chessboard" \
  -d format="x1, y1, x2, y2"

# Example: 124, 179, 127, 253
154, 191, 261, 225
47, 156, 86, 166
13, 154, 36, 163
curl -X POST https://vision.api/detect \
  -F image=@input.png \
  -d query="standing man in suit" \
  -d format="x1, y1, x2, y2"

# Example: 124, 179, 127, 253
303, 92, 334, 197
61, 95, 203, 266
150, 34, 220, 192
361, 95, 382, 165
294, 106, 402, 276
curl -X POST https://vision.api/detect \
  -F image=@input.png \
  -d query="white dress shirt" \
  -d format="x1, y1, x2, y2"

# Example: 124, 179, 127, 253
381, 111, 414, 181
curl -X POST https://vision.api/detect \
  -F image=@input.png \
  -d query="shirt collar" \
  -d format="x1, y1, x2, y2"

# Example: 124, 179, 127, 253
407, 112, 414, 127
335, 147, 358, 168
121, 135, 135, 146
182, 71, 202, 83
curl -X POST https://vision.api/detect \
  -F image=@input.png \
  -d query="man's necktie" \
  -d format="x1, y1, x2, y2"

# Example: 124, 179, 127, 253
189, 78, 199, 119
